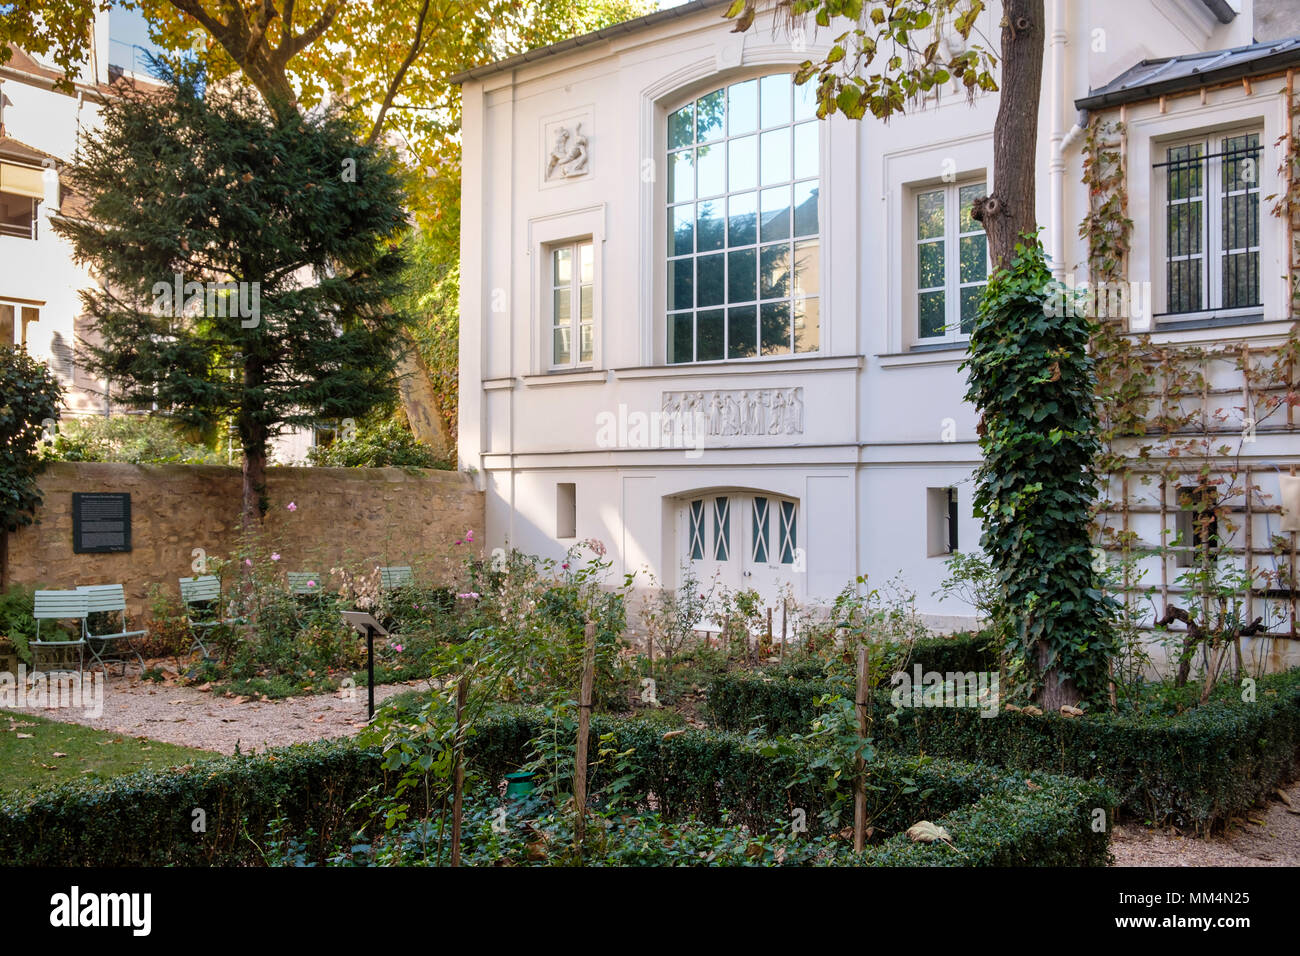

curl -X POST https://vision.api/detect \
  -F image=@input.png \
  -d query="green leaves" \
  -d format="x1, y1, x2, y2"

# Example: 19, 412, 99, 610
0, 349, 61, 533
726, 0, 997, 124
962, 239, 1118, 702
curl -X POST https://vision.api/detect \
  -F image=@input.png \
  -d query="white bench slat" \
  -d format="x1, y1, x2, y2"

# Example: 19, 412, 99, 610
179, 576, 221, 604
78, 584, 128, 614
380, 566, 414, 589
287, 572, 323, 594
34, 591, 89, 619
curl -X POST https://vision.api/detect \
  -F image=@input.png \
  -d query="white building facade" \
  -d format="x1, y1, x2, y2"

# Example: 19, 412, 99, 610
0, 28, 115, 417
457, 0, 1300, 630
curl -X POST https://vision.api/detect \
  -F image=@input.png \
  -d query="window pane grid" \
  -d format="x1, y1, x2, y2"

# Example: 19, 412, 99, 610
752, 497, 769, 564
668, 74, 820, 363
552, 240, 594, 367
713, 497, 730, 561
778, 500, 797, 565
688, 499, 704, 561
916, 181, 987, 342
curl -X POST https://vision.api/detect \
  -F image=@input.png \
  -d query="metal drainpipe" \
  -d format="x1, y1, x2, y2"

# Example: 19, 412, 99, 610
1049, 0, 1068, 279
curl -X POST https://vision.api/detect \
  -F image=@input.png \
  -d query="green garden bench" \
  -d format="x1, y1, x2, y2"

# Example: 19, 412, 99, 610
179, 575, 245, 656
31, 590, 88, 677
77, 584, 147, 674
379, 566, 414, 590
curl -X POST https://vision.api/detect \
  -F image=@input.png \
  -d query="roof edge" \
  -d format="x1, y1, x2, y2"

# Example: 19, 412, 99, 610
448, 0, 732, 85
1075, 38, 1300, 111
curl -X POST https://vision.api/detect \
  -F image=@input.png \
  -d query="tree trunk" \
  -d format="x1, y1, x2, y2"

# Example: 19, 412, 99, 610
238, 363, 270, 529
972, 0, 1046, 268
395, 341, 452, 460
1035, 641, 1081, 710
241, 441, 269, 531
985, 1, 1057, 702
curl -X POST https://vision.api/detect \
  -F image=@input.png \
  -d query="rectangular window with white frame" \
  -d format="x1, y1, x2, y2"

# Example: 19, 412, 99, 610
1156, 129, 1261, 320
914, 180, 988, 345
549, 239, 594, 368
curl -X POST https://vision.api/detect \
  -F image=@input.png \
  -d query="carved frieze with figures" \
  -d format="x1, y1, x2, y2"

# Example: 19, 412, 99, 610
660, 387, 804, 438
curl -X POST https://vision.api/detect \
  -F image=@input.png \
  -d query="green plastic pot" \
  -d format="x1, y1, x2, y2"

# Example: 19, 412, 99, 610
504, 771, 536, 799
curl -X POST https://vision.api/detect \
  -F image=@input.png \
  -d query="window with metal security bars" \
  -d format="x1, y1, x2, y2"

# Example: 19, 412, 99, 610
712, 497, 730, 561
1157, 131, 1261, 319
666, 73, 821, 364
1175, 485, 1219, 568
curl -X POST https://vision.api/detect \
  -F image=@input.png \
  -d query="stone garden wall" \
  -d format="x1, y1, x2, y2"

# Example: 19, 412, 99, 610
6, 462, 484, 618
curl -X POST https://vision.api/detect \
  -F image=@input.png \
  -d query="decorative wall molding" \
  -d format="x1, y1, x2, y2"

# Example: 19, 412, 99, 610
661, 386, 804, 438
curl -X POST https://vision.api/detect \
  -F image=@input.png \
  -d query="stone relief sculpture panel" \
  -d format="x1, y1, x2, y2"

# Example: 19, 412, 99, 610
543, 115, 591, 182
660, 387, 804, 439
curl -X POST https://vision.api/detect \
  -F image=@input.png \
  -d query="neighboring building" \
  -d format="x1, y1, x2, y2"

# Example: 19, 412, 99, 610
456, 0, 1300, 641
0, 32, 116, 417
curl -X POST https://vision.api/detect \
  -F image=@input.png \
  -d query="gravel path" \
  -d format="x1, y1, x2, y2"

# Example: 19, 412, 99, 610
1110, 781, 1300, 867
24, 671, 430, 755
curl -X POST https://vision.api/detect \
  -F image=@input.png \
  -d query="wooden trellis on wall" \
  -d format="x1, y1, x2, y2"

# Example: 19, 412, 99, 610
1086, 72, 1300, 644
1092, 341, 1298, 640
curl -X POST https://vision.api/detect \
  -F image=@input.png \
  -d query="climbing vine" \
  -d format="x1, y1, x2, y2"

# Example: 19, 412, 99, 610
1079, 104, 1300, 693
964, 239, 1117, 706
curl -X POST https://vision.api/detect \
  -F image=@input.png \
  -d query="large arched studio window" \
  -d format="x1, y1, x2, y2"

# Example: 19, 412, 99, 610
666, 73, 821, 364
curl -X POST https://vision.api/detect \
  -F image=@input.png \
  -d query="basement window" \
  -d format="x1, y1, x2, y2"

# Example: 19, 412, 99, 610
927, 487, 958, 557
1175, 485, 1219, 568
557, 482, 577, 539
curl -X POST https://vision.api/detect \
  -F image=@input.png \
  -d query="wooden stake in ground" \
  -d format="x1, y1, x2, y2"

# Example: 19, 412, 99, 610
780, 599, 787, 659
853, 645, 870, 853
574, 620, 597, 855
449, 675, 469, 867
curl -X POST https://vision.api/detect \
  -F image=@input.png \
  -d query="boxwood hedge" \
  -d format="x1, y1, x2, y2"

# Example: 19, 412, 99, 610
709, 653, 1300, 832
0, 705, 1111, 866
708, 631, 997, 736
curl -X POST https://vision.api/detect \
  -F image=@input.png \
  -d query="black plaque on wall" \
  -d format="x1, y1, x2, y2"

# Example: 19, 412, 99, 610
72, 493, 132, 554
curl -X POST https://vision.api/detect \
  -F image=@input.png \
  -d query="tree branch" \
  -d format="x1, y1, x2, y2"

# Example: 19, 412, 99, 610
367, 0, 434, 146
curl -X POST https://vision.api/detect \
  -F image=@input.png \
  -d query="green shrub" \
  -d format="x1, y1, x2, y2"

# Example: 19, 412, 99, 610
306, 418, 449, 468
886, 669, 1300, 833
710, 655, 1300, 832
0, 707, 1111, 866
460, 708, 1111, 865
0, 584, 38, 664
46, 414, 222, 464
708, 631, 997, 735
0, 741, 386, 866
